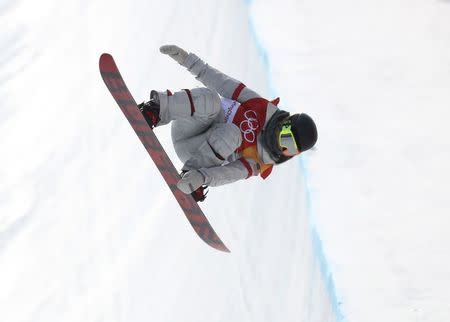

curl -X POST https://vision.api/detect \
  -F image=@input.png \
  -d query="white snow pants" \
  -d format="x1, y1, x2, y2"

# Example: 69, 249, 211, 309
155, 88, 242, 170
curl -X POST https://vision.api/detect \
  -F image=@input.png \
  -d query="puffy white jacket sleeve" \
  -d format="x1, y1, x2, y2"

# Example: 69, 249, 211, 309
198, 158, 259, 187
182, 53, 261, 103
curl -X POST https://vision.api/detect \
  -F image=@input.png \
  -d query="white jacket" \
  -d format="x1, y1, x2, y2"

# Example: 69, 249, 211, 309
159, 53, 282, 187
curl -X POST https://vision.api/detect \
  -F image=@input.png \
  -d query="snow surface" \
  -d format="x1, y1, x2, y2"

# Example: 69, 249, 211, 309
1, 0, 450, 321
249, 0, 450, 321
0, 0, 337, 321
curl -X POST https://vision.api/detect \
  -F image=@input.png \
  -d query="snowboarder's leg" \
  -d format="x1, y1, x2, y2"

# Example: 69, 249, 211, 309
154, 87, 222, 128
151, 87, 241, 167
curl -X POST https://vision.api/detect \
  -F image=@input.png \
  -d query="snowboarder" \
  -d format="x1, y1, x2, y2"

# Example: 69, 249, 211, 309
139, 45, 318, 199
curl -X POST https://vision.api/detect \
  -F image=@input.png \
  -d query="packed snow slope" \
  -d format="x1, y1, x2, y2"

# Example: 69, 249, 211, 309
1, 1, 339, 322
4, 0, 449, 321
250, 0, 450, 321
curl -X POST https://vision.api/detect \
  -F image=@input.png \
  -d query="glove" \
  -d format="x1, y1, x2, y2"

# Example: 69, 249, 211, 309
177, 170, 206, 194
160, 45, 189, 65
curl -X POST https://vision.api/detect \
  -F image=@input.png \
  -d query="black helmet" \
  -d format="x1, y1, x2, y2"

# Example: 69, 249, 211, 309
289, 113, 318, 152
262, 110, 318, 164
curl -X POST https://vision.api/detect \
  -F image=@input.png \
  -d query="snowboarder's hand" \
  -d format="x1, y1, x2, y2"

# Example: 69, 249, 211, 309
177, 170, 206, 194
160, 45, 189, 65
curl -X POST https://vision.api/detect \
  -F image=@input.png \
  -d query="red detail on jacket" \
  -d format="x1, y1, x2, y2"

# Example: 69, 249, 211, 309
231, 97, 268, 152
232, 83, 246, 101
183, 89, 195, 116
239, 157, 253, 178
260, 166, 273, 179
271, 97, 280, 106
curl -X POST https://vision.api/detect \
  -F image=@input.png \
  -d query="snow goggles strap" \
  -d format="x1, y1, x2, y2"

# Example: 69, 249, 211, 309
279, 121, 299, 155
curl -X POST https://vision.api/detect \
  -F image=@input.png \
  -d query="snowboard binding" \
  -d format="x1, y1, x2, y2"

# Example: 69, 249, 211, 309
138, 90, 160, 129
191, 185, 208, 202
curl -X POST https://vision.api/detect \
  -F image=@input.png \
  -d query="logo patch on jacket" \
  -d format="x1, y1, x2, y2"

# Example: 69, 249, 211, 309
232, 98, 268, 151
220, 97, 240, 123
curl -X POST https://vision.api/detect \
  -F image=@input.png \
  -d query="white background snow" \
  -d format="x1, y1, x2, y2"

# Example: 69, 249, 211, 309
1, 0, 450, 322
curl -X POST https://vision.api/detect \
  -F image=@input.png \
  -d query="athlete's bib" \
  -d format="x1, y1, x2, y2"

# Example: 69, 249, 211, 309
220, 97, 240, 123
220, 96, 274, 179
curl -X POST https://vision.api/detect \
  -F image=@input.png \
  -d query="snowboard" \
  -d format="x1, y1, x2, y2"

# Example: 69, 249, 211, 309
99, 53, 229, 253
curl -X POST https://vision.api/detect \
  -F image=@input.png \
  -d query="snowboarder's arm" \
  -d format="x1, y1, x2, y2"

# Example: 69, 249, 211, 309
183, 54, 262, 103
160, 45, 261, 102
177, 158, 259, 194
199, 158, 260, 187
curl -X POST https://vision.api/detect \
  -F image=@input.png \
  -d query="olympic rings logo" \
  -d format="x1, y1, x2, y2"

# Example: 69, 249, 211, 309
239, 110, 259, 143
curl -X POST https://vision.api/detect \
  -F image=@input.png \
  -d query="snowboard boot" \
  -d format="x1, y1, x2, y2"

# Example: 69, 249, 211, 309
138, 90, 160, 129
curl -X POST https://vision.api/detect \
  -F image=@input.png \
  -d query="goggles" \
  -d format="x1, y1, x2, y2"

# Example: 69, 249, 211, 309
279, 121, 300, 156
